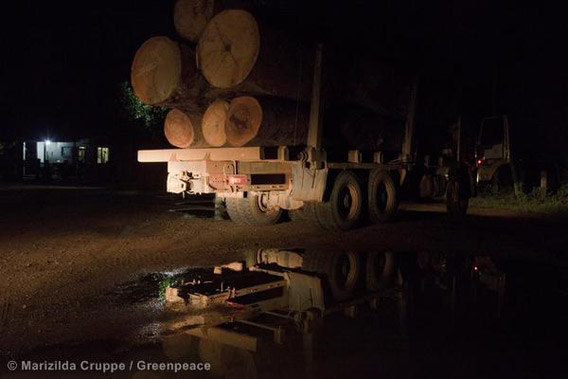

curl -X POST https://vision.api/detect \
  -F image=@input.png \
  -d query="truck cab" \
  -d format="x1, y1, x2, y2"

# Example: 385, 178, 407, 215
475, 115, 511, 187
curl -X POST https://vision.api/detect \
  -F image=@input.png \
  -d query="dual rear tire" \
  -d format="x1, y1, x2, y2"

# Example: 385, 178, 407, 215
307, 169, 398, 231
225, 194, 282, 226
226, 169, 399, 229
311, 171, 364, 231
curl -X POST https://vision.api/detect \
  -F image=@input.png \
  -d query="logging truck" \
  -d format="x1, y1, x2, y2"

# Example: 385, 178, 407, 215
137, 45, 472, 230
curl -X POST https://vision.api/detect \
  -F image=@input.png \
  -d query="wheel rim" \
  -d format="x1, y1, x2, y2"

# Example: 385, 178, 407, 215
338, 183, 359, 221
334, 252, 358, 290
256, 193, 270, 213
371, 252, 385, 281
376, 182, 388, 212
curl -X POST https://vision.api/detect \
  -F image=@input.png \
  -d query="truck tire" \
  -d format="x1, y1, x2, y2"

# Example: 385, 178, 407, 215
312, 171, 363, 231
491, 164, 513, 193
366, 251, 396, 291
446, 179, 469, 218
368, 169, 398, 223
302, 250, 360, 302
225, 194, 282, 226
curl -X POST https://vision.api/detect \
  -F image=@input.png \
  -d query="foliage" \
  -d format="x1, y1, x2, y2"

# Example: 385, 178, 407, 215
470, 184, 568, 214
117, 82, 167, 134
158, 275, 183, 299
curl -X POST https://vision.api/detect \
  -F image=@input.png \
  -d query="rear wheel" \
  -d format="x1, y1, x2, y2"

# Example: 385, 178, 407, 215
225, 193, 282, 226
491, 164, 513, 193
366, 251, 396, 291
302, 250, 361, 302
312, 171, 363, 231
446, 179, 469, 218
368, 169, 398, 223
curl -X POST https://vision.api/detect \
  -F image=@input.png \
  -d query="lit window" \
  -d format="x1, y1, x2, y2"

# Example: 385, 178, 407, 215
78, 147, 86, 162
97, 147, 109, 164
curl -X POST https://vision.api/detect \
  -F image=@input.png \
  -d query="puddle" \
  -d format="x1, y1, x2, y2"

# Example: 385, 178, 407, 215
4, 251, 567, 378
107, 268, 217, 305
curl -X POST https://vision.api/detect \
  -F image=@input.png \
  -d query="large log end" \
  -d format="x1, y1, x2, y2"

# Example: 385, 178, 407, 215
202, 99, 230, 147
164, 109, 198, 148
174, 0, 215, 42
131, 36, 182, 105
197, 10, 260, 88
226, 96, 263, 147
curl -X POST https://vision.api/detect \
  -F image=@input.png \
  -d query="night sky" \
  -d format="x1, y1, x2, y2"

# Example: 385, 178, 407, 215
1, 0, 567, 154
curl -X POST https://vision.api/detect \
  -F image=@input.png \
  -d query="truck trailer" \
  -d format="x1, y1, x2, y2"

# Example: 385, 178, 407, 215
138, 46, 472, 230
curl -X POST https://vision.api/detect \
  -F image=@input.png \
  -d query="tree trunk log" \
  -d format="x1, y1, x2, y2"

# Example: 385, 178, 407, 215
197, 10, 314, 101
173, 0, 215, 42
131, 36, 206, 112
225, 96, 309, 147
324, 105, 406, 157
224, 96, 405, 152
164, 109, 207, 148
201, 99, 229, 147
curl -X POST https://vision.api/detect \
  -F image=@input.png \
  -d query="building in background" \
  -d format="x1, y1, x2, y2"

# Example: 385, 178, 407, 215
0, 137, 111, 183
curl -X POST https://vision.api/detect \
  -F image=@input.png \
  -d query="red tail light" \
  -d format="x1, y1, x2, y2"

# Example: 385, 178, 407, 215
227, 175, 248, 186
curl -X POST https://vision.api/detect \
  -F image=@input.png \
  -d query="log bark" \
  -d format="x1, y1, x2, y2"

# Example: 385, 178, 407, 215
324, 52, 412, 120
224, 96, 404, 152
324, 105, 406, 157
131, 36, 206, 112
173, 0, 215, 42
201, 99, 229, 147
342, 59, 411, 120
164, 109, 206, 148
197, 10, 314, 101
225, 96, 309, 147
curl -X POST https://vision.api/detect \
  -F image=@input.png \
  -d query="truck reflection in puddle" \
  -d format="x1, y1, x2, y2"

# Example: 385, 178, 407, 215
110, 249, 567, 379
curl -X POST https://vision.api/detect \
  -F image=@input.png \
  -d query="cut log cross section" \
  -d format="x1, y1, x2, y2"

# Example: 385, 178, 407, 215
174, 0, 215, 42
131, 36, 182, 105
164, 109, 204, 148
202, 99, 230, 147
225, 96, 263, 146
131, 36, 205, 113
198, 10, 260, 88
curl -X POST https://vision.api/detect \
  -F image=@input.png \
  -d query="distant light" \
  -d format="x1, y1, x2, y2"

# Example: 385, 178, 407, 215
45, 139, 51, 146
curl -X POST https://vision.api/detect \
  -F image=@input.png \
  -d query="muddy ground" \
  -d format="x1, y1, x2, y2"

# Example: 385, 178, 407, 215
0, 185, 566, 378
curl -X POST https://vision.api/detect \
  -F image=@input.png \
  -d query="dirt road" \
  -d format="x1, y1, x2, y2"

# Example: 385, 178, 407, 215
0, 185, 566, 357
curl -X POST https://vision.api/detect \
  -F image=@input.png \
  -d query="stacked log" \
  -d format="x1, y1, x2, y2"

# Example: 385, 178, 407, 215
130, 36, 206, 113
164, 109, 205, 148
224, 96, 309, 147
173, 0, 215, 42
324, 106, 406, 157
197, 10, 314, 100
130, 3, 412, 152
201, 99, 229, 146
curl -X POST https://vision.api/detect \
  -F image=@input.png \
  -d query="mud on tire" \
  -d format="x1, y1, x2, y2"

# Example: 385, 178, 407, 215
368, 169, 398, 223
225, 194, 282, 226
312, 171, 363, 231
302, 250, 360, 302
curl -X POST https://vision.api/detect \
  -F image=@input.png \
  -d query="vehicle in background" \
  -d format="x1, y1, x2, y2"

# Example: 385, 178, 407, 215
475, 115, 514, 191
475, 115, 564, 194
